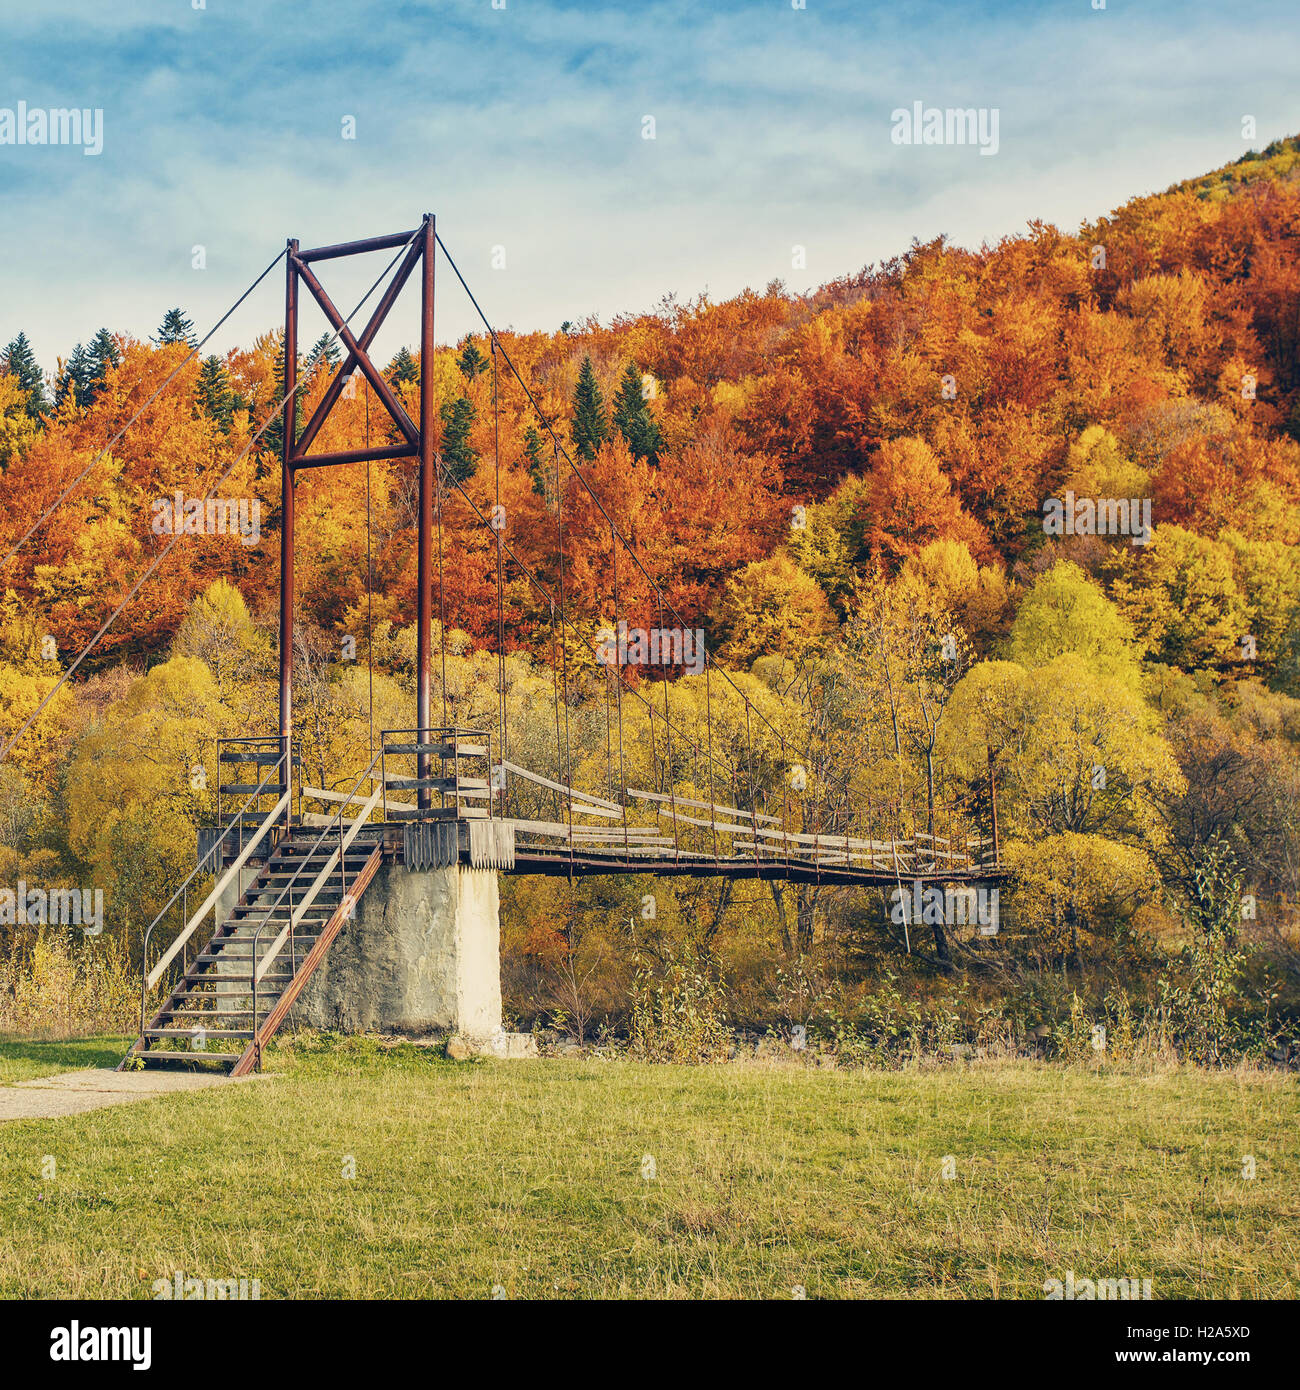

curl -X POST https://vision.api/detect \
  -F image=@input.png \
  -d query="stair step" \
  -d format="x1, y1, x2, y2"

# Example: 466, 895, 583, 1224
231, 902, 333, 911
227, 907, 332, 917
236, 893, 340, 903
194, 953, 313, 965
283, 830, 374, 838
190, 956, 300, 967
146, 1028, 254, 1039
190, 975, 290, 984
274, 847, 374, 857
199, 939, 318, 951
187, 973, 294, 984
225, 912, 331, 923
223, 911, 328, 922
233, 897, 337, 906
220, 928, 329, 938
266, 858, 372, 869
220, 929, 327, 940
255, 872, 352, 882
136, 1051, 236, 1066
160, 1011, 264, 1021
235, 893, 338, 904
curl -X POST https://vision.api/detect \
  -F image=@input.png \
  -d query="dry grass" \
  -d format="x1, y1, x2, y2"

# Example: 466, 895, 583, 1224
0, 932, 138, 1036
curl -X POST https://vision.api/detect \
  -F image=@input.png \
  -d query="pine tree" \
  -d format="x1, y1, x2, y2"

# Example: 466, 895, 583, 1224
612, 360, 663, 463
524, 424, 549, 499
387, 346, 419, 386
84, 329, 121, 404
458, 339, 489, 381
197, 354, 234, 433
1, 333, 47, 417
55, 344, 90, 410
439, 397, 478, 483
154, 307, 197, 348
261, 329, 288, 460
304, 333, 340, 379
571, 355, 607, 462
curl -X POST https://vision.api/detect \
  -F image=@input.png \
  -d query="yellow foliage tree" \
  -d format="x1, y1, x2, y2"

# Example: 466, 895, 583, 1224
1002, 831, 1163, 965
710, 552, 836, 668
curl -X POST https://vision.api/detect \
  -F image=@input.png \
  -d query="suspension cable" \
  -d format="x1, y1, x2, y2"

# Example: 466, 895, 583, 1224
435, 232, 793, 755
492, 336, 508, 810
365, 382, 374, 759
0, 232, 419, 766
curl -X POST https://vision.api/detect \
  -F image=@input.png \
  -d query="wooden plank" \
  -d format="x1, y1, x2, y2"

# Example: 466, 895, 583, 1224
502, 816, 660, 839
302, 784, 413, 814
649, 807, 781, 838
501, 760, 621, 812
384, 775, 489, 793
627, 788, 782, 825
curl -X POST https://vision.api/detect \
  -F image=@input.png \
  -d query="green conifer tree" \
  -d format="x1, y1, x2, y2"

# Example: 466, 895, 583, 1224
304, 333, 341, 378
387, 346, 419, 386
1, 333, 47, 417
458, 339, 489, 381
524, 424, 549, 499
197, 355, 235, 433
84, 329, 121, 404
154, 307, 197, 348
440, 396, 478, 483
571, 355, 607, 462
55, 344, 89, 410
611, 360, 663, 462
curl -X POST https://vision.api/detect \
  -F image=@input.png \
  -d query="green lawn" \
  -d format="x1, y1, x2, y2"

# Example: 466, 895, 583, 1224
0, 1035, 129, 1085
1, 1036, 1296, 1299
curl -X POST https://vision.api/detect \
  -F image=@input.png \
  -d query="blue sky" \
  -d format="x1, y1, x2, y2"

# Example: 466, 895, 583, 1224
1, 0, 1297, 372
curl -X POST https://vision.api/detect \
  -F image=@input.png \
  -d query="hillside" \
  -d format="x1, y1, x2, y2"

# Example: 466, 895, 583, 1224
1, 142, 1299, 1055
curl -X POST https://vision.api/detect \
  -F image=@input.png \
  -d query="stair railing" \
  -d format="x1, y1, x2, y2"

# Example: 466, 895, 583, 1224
134, 751, 291, 1047
248, 753, 383, 1070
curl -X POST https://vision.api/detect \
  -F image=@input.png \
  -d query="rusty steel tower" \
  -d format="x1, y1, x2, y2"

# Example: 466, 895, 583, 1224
278, 216, 437, 810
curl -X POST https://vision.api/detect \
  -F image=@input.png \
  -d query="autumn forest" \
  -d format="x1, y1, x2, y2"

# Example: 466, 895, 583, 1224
3, 138, 1300, 1060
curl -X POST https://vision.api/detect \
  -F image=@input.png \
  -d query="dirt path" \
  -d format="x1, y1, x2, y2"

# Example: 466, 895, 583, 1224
0, 1069, 265, 1122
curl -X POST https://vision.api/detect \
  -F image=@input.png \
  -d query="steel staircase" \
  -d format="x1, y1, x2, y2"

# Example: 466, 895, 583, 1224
121, 747, 384, 1078
121, 835, 383, 1077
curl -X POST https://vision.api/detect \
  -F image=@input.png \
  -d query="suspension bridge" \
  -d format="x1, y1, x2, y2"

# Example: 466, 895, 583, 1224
0, 216, 1001, 1078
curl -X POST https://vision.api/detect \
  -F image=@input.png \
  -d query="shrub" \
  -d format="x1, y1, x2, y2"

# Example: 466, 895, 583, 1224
628, 949, 730, 1064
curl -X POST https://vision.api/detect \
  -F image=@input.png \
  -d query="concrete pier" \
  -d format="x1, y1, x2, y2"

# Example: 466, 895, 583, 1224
290, 863, 504, 1042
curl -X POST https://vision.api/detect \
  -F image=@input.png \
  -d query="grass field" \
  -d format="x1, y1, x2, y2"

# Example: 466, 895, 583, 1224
1, 1035, 1296, 1299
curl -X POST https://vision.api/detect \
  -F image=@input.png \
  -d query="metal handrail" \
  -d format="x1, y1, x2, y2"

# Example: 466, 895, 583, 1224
249, 752, 383, 1070
379, 726, 493, 821
216, 734, 298, 844
135, 750, 290, 1045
